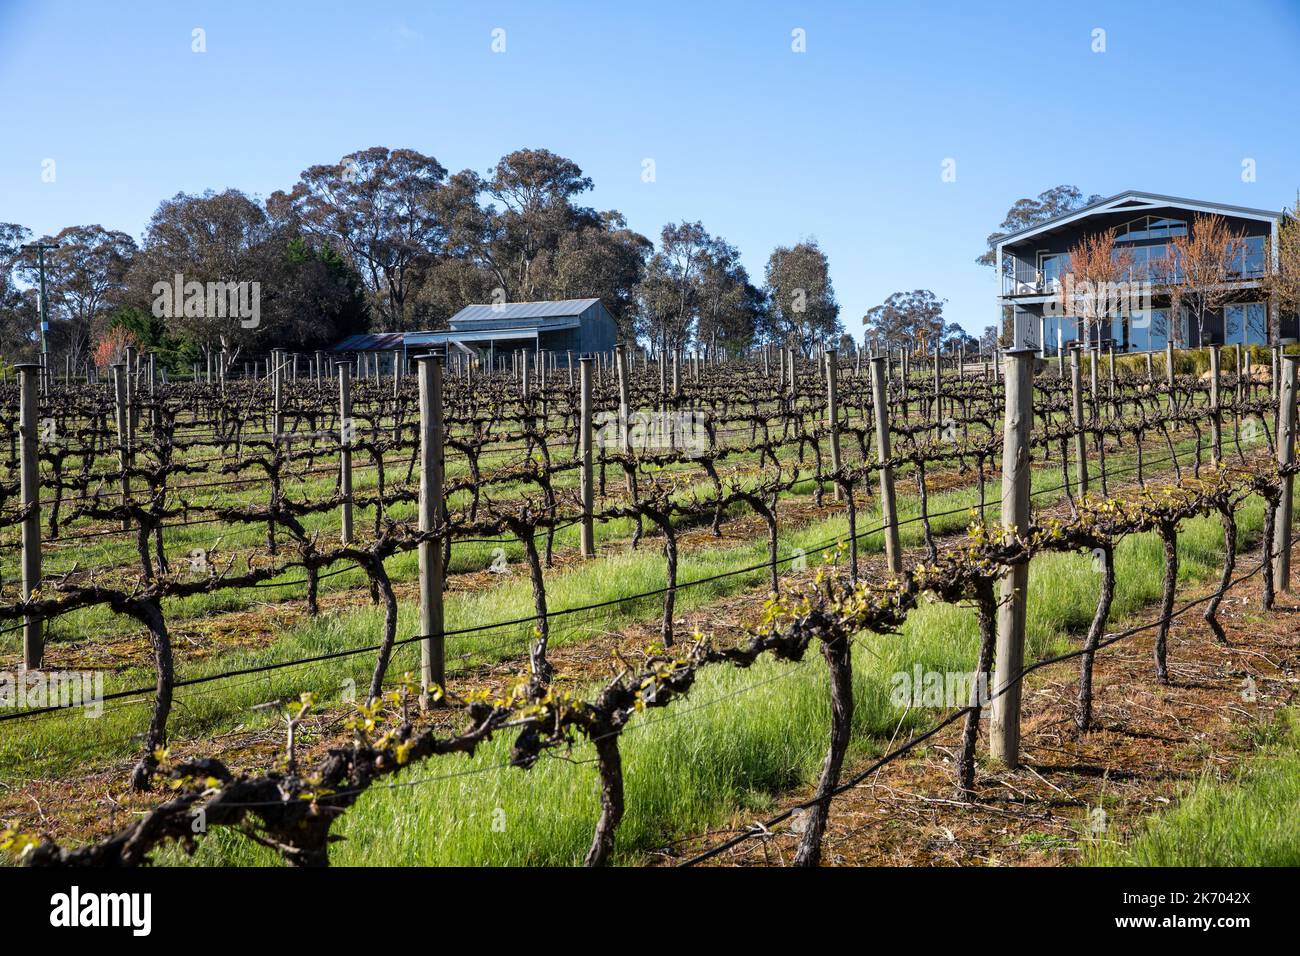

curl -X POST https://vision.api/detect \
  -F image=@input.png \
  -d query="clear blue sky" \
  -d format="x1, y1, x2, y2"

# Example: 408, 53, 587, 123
3, 0, 1298, 338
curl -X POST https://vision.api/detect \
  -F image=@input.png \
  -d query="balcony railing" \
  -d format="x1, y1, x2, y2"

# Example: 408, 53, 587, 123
1002, 263, 1266, 297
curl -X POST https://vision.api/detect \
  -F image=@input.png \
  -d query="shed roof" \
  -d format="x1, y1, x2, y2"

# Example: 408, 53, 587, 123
332, 332, 407, 351
448, 298, 602, 325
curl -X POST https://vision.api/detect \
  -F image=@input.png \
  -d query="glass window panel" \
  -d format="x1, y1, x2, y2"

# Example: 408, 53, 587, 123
1246, 303, 1267, 344
1225, 305, 1243, 344
1149, 309, 1169, 350
1243, 236, 1265, 277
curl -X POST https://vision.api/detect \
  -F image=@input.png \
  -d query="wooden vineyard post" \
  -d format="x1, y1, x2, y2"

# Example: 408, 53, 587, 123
417, 355, 446, 707
17, 364, 42, 668
825, 348, 842, 500
1070, 347, 1088, 497
616, 347, 632, 457
1275, 355, 1298, 592
112, 363, 131, 531
125, 345, 138, 438
338, 362, 354, 545
1274, 346, 1281, 404
1166, 341, 1175, 392
392, 349, 402, 400
579, 356, 596, 558
870, 356, 902, 574
148, 353, 158, 433
615, 346, 640, 523
932, 349, 941, 422
1088, 342, 1098, 399
271, 348, 284, 442
991, 348, 1035, 768
1209, 345, 1222, 466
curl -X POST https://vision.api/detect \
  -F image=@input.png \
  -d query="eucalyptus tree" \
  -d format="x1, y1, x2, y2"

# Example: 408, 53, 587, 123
270, 147, 452, 331
763, 239, 841, 356
977, 185, 1102, 268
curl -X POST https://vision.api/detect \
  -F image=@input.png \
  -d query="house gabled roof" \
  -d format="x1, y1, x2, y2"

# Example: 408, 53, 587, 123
996, 191, 1282, 249
448, 298, 603, 325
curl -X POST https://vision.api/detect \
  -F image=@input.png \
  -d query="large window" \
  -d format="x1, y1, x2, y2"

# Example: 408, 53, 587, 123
1224, 302, 1268, 345
1039, 252, 1070, 288
1128, 309, 1170, 352
1232, 235, 1266, 278
1042, 313, 1077, 352
1119, 243, 1173, 282
1114, 215, 1188, 243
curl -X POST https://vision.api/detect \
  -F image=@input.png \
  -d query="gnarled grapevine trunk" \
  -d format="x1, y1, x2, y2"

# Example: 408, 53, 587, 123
1076, 542, 1115, 731
793, 629, 852, 867
129, 597, 174, 792
1153, 521, 1178, 684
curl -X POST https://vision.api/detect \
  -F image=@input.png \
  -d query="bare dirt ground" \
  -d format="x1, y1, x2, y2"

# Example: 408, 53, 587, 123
3, 465, 1291, 865
660, 548, 1300, 867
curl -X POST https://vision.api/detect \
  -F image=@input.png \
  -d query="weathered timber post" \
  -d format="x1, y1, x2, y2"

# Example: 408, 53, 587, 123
932, 349, 941, 422
1070, 347, 1088, 497
870, 356, 902, 574
17, 364, 42, 668
825, 348, 842, 501
1209, 345, 1222, 466
338, 362, 354, 545
990, 348, 1035, 768
417, 354, 446, 706
579, 356, 596, 558
271, 348, 284, 442
1274, 355, 1298, 592
112, 363, 131, 531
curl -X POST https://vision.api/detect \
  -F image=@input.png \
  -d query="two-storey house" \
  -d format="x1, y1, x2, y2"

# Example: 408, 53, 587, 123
995, 191, 1292, 353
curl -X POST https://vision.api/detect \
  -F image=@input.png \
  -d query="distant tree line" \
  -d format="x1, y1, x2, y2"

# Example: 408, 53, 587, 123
0, 146, 844, 372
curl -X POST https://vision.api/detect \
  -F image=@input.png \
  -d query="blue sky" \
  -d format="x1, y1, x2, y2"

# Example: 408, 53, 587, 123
2, 0, 1298, 338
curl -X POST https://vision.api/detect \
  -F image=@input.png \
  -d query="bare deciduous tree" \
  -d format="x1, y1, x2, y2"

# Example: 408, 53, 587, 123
1163, 213, 1248, 347
1057, 229, 1132, 349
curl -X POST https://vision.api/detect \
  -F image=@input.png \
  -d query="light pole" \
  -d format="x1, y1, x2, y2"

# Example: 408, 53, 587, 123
21, 241, 60, 389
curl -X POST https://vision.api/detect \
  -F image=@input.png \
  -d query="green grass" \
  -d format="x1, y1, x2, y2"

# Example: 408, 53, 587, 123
4, 403, 1282, 864
1087, 710, 1300, 866
159, 495, 1273, 866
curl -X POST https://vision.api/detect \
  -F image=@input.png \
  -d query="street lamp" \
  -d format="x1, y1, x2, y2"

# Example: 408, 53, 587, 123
20, 241, 60, 386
